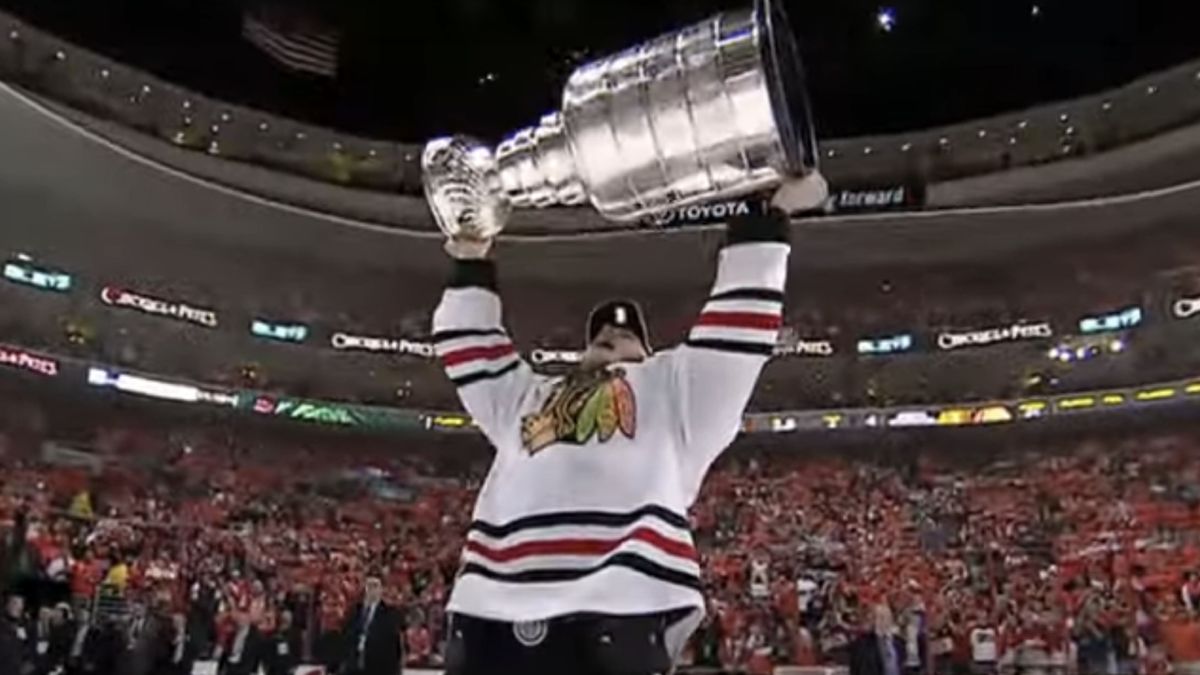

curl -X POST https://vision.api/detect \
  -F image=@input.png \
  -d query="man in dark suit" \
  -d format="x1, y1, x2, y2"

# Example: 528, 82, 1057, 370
849, 604, 906, 675
32, 604, 72, 675
50, 604, 75, 671
118, 603, 165, 675
187, 575, 220, 657
264, 609, 302, 675
1, 592, 30, 675
84, 615, 125, 675
155, 613, 199, 675
219, 612, 264, 675
339, 577, 402, 675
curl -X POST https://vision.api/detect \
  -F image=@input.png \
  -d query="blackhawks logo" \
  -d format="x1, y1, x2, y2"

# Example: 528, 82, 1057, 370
520, 368, 637, 455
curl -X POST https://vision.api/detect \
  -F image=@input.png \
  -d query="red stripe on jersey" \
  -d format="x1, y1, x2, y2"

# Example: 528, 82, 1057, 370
695, 311, 782, 331
441, 342, 515, 367
464, 526, 697, 563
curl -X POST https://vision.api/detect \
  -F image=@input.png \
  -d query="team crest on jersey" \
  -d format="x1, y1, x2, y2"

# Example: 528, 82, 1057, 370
520, 368, 637, 455
512, 620, 548, 647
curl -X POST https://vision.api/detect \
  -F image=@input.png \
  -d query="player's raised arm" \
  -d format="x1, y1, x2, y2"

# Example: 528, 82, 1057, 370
666, 175, 827, 483
432, 240, 537, 441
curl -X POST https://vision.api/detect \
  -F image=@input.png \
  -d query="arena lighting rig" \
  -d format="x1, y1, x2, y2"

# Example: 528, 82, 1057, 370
0, 342, 1197, 435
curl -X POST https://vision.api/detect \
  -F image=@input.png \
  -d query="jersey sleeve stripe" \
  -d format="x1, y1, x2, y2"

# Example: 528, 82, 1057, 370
450, 359, 522, 388
440, 342, 517, 367
707, 288, 784, 303
432, 328, 506, 343
683, 338, 775, 356
695, 311, 783, 331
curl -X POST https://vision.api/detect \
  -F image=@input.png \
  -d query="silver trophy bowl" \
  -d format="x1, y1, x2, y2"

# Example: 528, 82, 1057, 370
423, 0, 817, 237
422, 136, 512, 240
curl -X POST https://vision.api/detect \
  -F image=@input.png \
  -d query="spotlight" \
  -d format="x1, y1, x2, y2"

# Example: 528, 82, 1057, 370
876, 8, 897, 32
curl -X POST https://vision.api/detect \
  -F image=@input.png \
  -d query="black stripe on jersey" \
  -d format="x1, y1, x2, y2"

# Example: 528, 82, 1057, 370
706, 288, 785, 304
469, 504, 690, 539
451, 359, 521, 388
432, 328, 507, 344
685, 338, 775, 356
460, 553, 702, 591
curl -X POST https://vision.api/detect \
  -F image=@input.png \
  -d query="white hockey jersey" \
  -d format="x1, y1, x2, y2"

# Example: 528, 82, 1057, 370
431, 209, 790, 624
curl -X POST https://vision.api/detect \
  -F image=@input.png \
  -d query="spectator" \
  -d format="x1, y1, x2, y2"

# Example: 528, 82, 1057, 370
2, 592, 29, 674
32, 604, 71, 675
155, 612, 198, 675
849, 604, 905, 675
120, 602, 164, 675
1183, 571, 1200, 616
264, 609, 301, 675
968, 615, 998, 675
897, 603, 927, 675
103, 556, 129, 595
64, 607, 95, 675
1074, 599, 1112, 674
1112, 616, 1141, 675
404, 613, 432, 669
186, 575, 220, 656
218, 612, 264, 675
82, 615, 125, 675
339, 575, 402, 675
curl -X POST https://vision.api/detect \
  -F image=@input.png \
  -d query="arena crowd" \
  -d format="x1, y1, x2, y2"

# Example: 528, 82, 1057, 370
3, 396, 1200, 674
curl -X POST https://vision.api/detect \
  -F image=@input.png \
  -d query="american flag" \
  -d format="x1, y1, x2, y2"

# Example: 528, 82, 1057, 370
241, 4, 341, 78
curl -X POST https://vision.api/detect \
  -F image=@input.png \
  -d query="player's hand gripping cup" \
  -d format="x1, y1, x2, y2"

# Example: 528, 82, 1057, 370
422, 1, 826, 673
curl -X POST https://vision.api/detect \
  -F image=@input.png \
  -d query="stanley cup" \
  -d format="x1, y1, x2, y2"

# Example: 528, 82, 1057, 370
423, 0, 817, 238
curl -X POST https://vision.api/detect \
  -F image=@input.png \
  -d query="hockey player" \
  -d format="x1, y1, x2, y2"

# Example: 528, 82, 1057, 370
431, 174, 827, 675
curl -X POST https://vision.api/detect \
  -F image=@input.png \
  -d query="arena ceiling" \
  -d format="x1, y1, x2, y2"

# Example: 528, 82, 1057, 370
1, 0, 1195, 143
3, 80, 1200, 292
